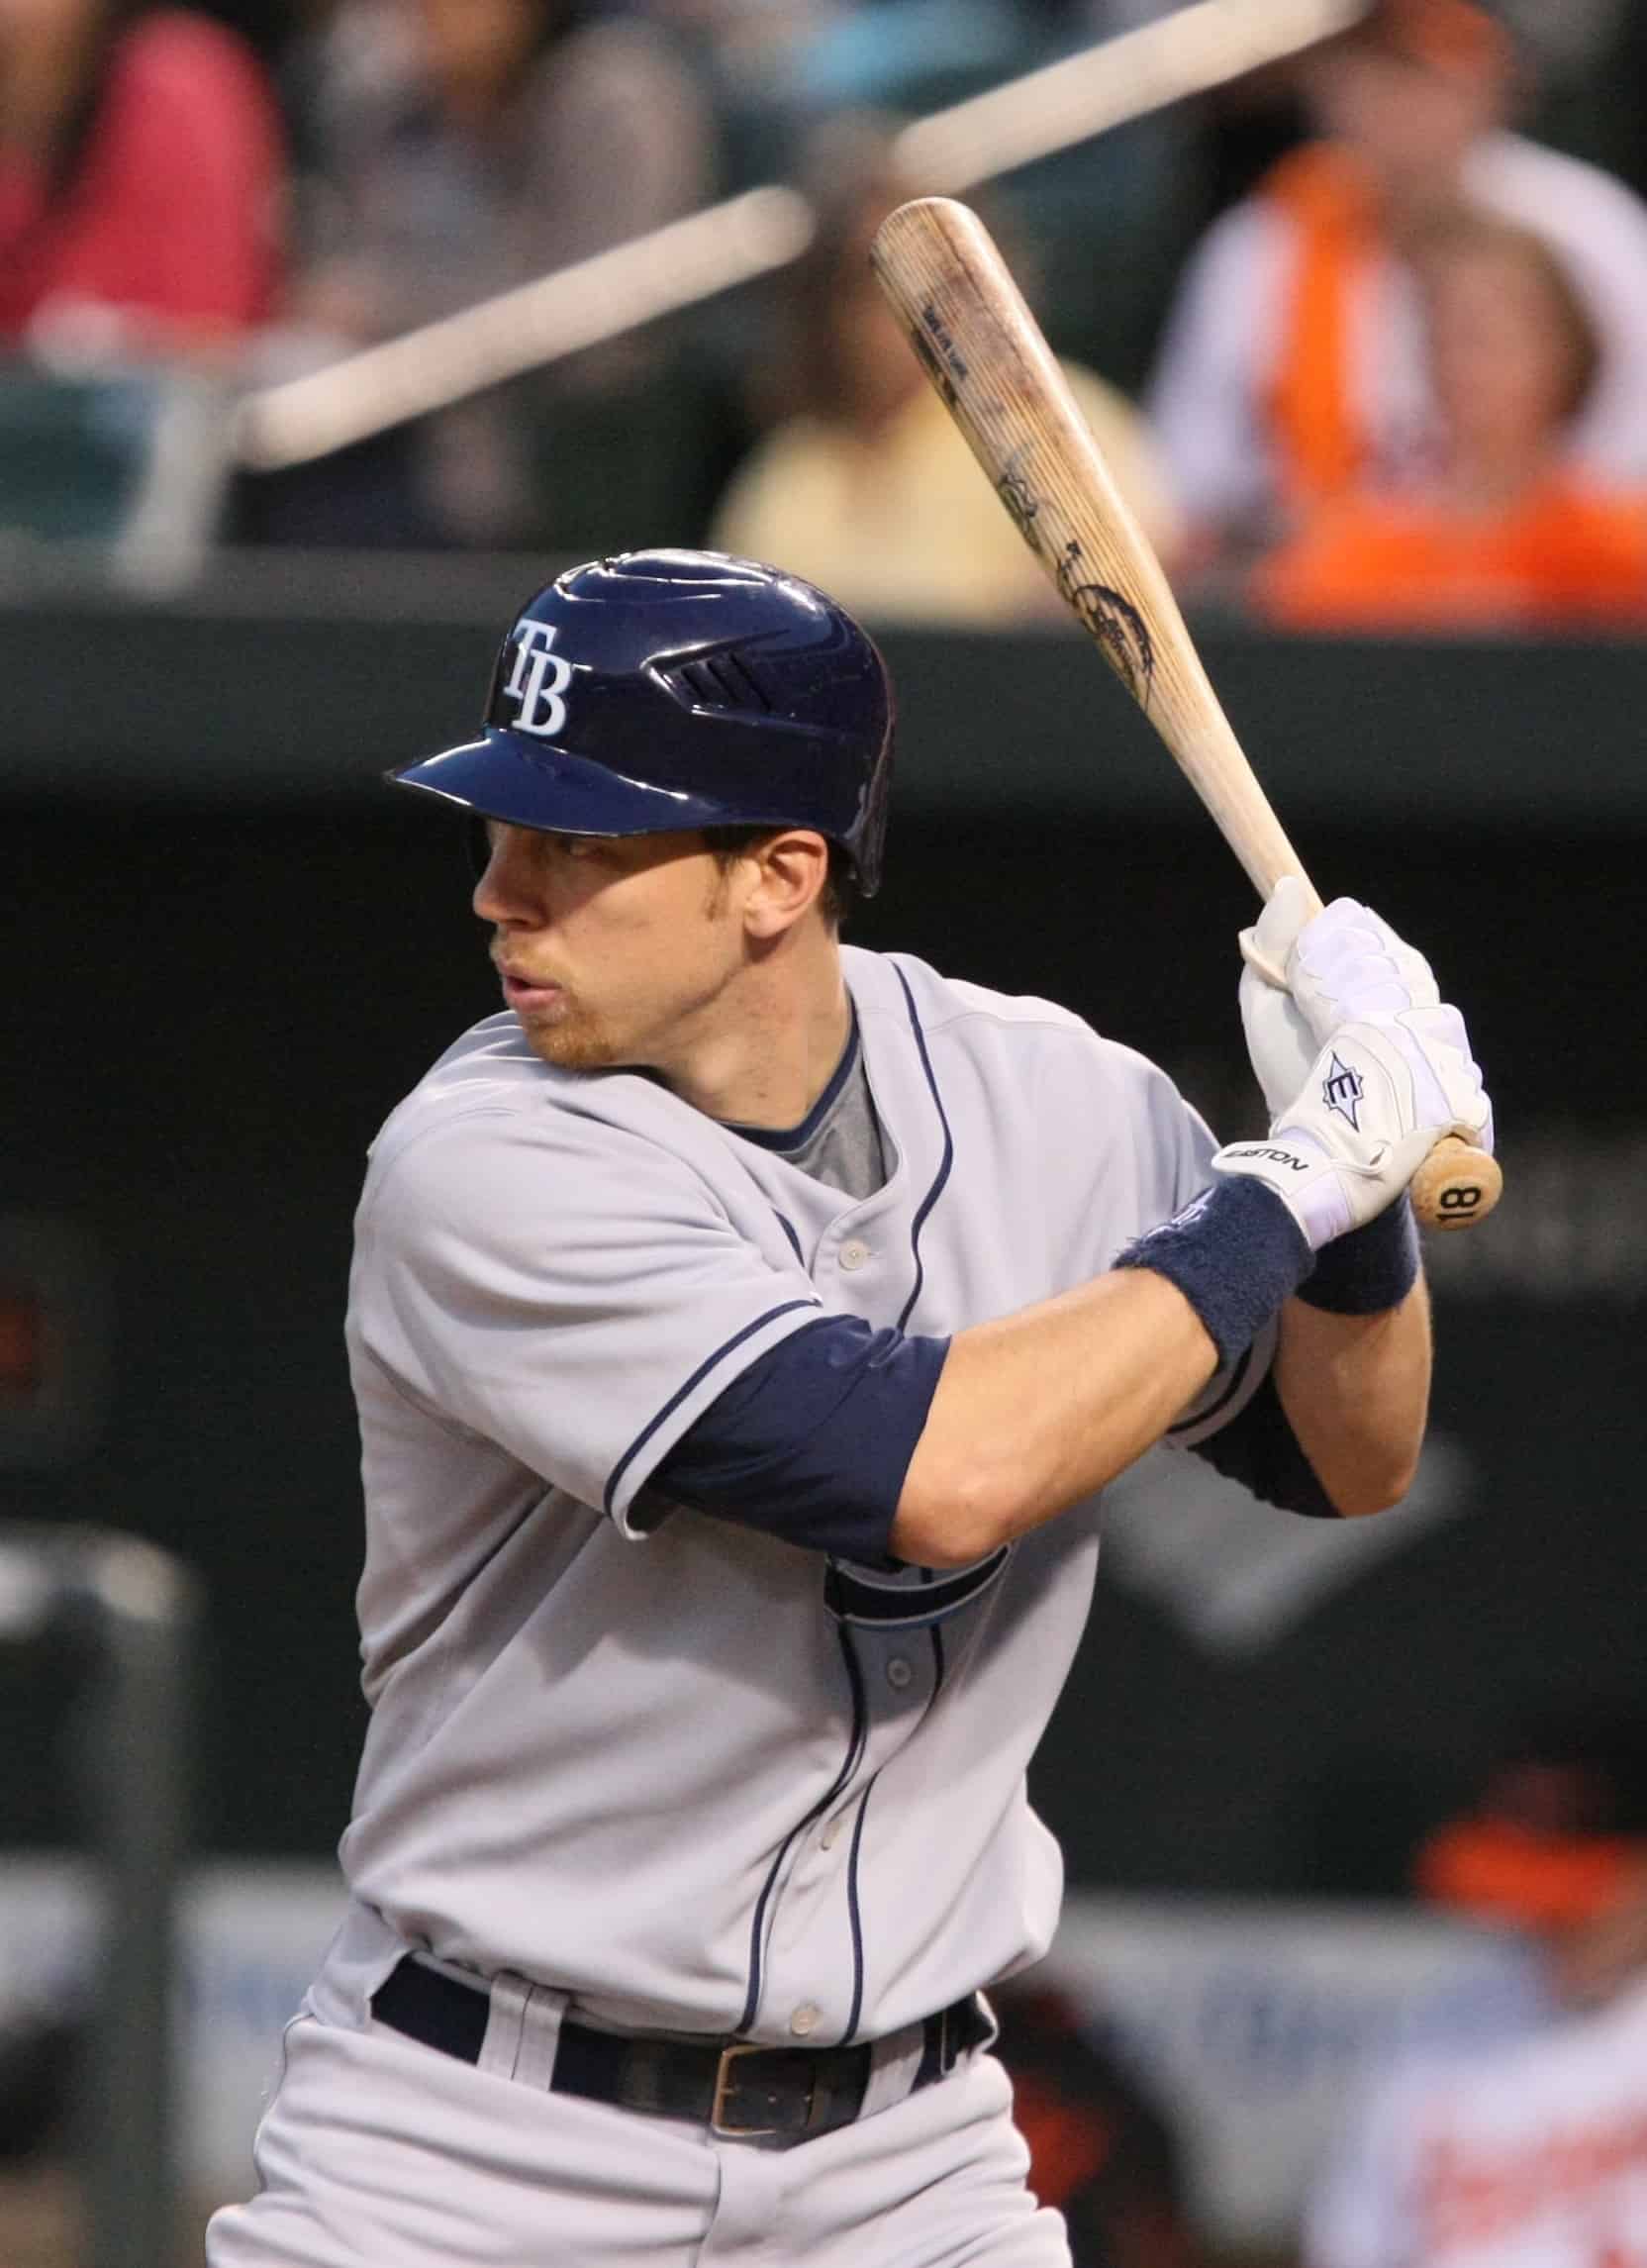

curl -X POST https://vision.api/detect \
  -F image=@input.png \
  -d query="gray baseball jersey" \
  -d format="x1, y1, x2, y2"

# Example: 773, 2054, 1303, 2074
339, 943, 1270, 2048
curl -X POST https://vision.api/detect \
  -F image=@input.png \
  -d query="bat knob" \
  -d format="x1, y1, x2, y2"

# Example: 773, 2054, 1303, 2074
1409, 1137, 1502, 1233
1237, 925, 1289, 991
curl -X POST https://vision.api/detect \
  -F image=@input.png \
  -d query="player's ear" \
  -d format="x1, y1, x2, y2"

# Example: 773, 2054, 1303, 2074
741, 831, 831, 940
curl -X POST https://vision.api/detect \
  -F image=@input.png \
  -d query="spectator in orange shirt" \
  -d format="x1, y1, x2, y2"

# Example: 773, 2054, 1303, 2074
1251, 208, 1647, 632
1149, 0, 1647, 558
0, 0, 285, 352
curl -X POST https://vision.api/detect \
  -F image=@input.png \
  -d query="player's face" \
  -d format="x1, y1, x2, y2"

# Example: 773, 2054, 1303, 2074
474, 823, 751, 1075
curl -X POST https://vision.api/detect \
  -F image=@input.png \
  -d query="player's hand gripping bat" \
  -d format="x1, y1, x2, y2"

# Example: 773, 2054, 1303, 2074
869, 195, 1501, 1233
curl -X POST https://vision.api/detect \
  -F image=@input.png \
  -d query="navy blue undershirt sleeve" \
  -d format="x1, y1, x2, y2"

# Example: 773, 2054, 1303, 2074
1187, 1370, 1337, 1518
651, 1315, 950, 1561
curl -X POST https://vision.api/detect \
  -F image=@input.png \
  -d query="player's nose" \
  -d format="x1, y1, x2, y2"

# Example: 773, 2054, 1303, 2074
471, 827, 544, 927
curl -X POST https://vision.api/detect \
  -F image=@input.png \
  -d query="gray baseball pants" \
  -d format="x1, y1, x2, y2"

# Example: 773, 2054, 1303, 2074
206, 1967, 1071, 2266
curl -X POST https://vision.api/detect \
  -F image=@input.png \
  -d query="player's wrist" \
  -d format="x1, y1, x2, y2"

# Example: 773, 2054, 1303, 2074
1211, 1127, 1368, 1248
1114, 1175, 1313, 1370
1296, 1194, 1419, 1315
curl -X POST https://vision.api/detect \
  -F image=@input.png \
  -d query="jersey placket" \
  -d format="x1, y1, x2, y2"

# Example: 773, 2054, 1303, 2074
749, 977, 957, 2045
751, 1616, 941, 2048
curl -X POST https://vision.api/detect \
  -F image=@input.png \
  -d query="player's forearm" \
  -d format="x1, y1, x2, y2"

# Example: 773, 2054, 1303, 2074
891, 1268, 1218, 1567
1273, 1278, 1432, 1519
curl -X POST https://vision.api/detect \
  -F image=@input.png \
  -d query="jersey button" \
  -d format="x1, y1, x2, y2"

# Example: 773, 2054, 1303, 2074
839, 1238, 872, 1272
886, 1655, 914, 1691
820, 1814, 843, 1850
789, 2004, 822, 2037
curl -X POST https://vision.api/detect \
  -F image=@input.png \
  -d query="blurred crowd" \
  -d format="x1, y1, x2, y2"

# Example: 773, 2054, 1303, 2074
4, 0, 1647, 625
1303, 1710, 1647, 2268
988, 1711, 1647, 2268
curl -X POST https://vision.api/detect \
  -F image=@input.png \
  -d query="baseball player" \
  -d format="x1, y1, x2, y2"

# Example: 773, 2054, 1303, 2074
207, 548, 1492, 2268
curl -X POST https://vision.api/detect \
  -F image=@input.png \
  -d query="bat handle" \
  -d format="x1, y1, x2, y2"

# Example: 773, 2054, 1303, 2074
1409, 1136, 1502, 1233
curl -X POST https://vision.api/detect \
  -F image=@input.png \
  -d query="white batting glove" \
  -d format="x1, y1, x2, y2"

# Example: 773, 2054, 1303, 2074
1237, 875, 1318, 1120
1212, 1011, 1492, 1248
1239, 885, 1494, 1156
1286, 893, 1448, 1034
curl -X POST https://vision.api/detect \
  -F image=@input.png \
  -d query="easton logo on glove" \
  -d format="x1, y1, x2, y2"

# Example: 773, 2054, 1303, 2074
1321, 1053, 1365, 1131
1221, 1144, 1311, 1172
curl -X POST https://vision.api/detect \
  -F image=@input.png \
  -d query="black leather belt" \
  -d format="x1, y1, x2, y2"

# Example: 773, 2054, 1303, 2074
370, 1956, 990, 2142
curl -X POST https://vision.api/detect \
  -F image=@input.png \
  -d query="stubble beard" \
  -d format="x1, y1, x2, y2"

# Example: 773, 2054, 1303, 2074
511, 882, 742, 1079
518, 1000, 619, 1073
518, 963, 739, 1086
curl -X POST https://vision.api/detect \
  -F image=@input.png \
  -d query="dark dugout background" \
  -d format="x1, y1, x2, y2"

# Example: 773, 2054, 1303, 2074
3, 566, 1643, 1892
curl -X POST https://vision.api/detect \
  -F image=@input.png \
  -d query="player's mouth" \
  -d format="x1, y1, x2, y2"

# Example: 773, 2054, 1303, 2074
496, 967, 564, 1012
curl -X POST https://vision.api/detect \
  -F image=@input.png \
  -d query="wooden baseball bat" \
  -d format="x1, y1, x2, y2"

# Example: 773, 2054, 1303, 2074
869, 195, 1501, 1233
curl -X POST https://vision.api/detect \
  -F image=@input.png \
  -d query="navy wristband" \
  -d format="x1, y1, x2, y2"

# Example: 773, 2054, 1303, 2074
1114, 1176, 1314, 1370
1297, 1194, 1419, 1316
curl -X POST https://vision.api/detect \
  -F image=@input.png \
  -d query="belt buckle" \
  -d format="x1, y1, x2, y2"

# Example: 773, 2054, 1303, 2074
711, 2040, 806, 2138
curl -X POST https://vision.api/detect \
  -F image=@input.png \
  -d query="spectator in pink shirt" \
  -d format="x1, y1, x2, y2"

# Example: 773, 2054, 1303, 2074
0, 0, 285, 353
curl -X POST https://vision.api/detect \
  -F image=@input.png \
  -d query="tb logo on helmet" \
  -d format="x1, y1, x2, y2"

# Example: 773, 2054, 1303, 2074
503, 623, 575, 739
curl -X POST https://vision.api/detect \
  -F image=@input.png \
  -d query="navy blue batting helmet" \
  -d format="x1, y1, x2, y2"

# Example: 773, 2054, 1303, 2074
389, 549, 895, 895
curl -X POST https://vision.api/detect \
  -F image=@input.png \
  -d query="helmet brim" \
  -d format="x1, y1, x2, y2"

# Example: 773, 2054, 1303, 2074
388, 729, 800, 839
